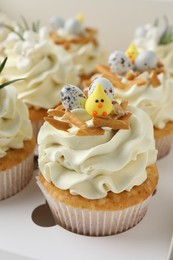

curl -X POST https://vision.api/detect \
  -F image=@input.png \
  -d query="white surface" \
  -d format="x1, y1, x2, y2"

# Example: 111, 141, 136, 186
1, 0, 173, 52
0, 250, 33, 260
0, 149, 173, 260
0, 1, 173, 259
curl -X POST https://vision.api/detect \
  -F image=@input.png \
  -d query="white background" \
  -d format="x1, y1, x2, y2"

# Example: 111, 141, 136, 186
0, 1, 173, 259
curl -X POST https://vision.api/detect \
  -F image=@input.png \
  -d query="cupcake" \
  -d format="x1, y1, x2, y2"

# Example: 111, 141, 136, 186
49, 14, 107, 80
133, 17, 173, 76
86, 46, 173, 159
1, 18, 80, 137
0, 58, 35, 200
37, 78, 158, 236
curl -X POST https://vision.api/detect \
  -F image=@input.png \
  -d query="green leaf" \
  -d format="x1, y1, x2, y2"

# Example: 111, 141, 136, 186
0, 23, 24, 40
0, 57, 8, 74
153, 18, 159, 27
21, 16, 29, 30
0, 78, 25, 89
32, 22, 36, 32
159, 27, 173, 45
17, 22, 25, 34
35, 20, 40, 32
32, 20, 40, 33
158, 16, 173, 45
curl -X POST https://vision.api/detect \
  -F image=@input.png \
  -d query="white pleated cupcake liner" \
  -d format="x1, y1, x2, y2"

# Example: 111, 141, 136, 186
0, 153, 34, 200
155, 134, 173, 160
37, 178, 150, 236
31, 119, 44, 139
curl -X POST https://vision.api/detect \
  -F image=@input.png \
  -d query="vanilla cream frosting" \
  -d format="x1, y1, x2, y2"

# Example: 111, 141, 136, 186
2, 27, 80, 109
69, 43, 107, 76
0, 12, 16, 56
134, 24, 173, 74
115, 72, 173, 129
38, 105, 157, 199
0, 85, 32, 158
134, 24, 161, 52
156, 43, 173, 75
53, 28, 107, 76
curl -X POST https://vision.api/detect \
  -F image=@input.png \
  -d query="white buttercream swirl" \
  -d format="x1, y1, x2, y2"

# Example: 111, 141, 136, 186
115, 72, 173, 129
156, 43, 173, 75
133, 24, 173, 74
0, 85, 33, 158
134, 24, 160, 51
69, 43, 107, 76
53, 28, 107, 76
2, 27, 80, 109
0, 12, 16, 56
38, 106, 157, 199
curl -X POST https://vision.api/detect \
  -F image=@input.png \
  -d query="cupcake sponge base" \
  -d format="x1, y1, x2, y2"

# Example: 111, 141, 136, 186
154, 121, 173, 159
0, 137, 35, 200
37, 181, 150, 236
37, 164, 158, 236
155, 134, 173, 160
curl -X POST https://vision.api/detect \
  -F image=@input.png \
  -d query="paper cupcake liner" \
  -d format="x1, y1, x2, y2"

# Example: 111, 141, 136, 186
32, 119, 44, 139
0, 153, 34, 200
37, 178, 150, 236
155, 134, 173, 160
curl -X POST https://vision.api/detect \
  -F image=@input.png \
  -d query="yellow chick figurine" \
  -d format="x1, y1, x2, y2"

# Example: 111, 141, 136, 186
75, 13, 84, 24
125, 43, 139, 64
85, 83, 112, 117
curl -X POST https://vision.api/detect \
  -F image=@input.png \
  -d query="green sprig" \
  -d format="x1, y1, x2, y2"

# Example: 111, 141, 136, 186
18, 16, 40, 34
0, 23, 24, 40
153, 18, 159, 27
0, 57, 8, 74
0, 57, 25, 89
155, 16, 173, 45
20, 16, 29, 31
32, 20, 40, 33
0, 78, 25, 89
159, 28, 173, 45
0, 16, 40, 41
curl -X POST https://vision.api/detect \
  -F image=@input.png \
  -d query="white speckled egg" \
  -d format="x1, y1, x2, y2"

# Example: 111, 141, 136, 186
61, 85, 86, 110
88, 77, 115, 101
64, 18, 84, 36
135, 50, 157, 71
108, 51, 132, 75
49, 16, 64, 31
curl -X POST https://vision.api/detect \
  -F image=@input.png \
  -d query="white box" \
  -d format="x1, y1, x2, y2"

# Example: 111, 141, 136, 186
0, 1, 173, 258
0, 148, 172, 260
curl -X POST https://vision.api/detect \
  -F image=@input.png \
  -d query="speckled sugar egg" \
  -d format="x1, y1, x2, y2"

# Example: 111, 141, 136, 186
135, 50, 157, 71
64, 18, 84, 36
49, 16, 64, 31
61, 85, 86, 110
108, 51, 132, 75
88, 77, 115, 101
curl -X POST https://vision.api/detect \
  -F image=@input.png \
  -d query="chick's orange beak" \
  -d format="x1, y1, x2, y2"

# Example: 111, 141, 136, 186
98, 103, 103, 108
